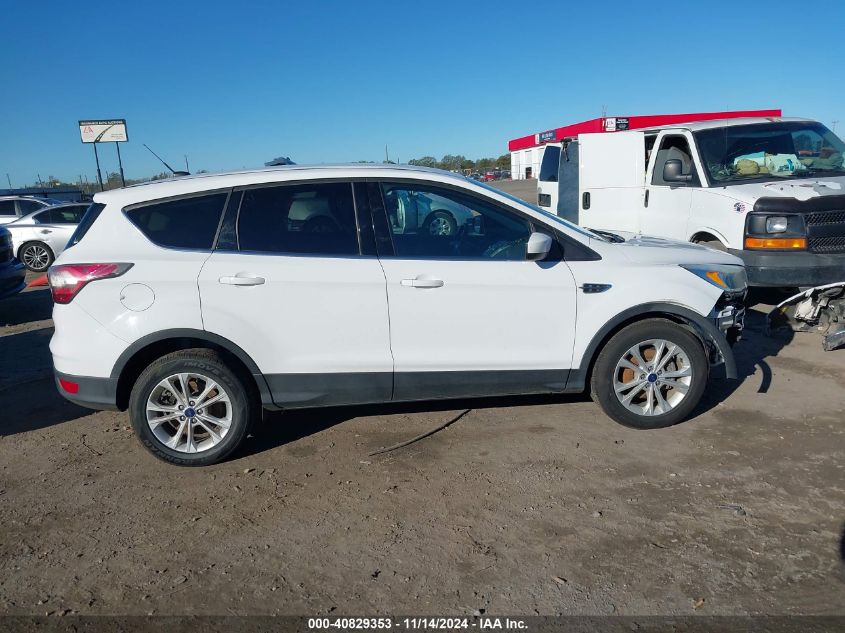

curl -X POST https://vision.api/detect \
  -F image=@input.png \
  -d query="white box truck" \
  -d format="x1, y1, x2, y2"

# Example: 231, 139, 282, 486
537, 117, 845, 287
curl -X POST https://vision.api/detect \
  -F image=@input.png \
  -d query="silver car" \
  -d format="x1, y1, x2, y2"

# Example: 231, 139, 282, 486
7, 203, 89, 271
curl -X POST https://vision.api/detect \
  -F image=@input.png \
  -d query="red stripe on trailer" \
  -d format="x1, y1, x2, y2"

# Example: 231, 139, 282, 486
508, 109, 783, 152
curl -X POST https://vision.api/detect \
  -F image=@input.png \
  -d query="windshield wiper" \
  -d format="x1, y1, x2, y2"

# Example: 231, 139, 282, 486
587, 228, 625, 243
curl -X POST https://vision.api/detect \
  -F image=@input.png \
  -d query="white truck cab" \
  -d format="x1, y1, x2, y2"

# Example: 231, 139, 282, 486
537, 117, 845, 287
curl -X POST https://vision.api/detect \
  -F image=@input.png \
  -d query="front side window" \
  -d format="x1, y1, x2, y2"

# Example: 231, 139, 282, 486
695, 121, 845, 184
50, 206, 87, 224
237, 182, 359, 255
380, 183, 532, 260
125, 193, 228, 250
651, 135, 700, 186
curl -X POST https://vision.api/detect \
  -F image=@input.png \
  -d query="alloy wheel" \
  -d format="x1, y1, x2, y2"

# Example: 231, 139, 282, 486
146, 372, 233, 453
612, 338, 693, 416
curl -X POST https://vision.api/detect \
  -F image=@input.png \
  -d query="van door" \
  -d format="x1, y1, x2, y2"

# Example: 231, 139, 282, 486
642, 131, 701, 239
578, 132, 645, 233
537, 143, 562, 212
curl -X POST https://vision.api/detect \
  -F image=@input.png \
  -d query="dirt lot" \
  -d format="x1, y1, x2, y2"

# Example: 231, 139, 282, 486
1, 191, 844, 617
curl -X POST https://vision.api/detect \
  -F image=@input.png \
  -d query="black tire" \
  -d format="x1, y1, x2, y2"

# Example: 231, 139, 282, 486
590, 319, 709, 429
694, 238, 726, 252
128, 349, 254, 466
423, 210, 457, 236
19, 241, 54, 272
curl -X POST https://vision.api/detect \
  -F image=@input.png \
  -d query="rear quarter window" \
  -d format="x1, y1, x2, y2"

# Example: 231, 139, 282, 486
125, 193, 228, 250
67, 203, 105, 247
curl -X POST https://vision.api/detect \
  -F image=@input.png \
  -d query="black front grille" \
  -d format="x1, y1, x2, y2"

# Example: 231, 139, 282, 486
807, 211, 845, 226
808, 236, 845, 253
806, 210, 845, 253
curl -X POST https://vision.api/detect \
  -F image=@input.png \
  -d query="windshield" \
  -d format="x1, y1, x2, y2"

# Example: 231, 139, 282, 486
695, 121, 845, 185
470, 178, 607, 241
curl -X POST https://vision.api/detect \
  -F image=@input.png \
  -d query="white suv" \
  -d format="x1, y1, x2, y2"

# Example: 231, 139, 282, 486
49, 165, 746, 466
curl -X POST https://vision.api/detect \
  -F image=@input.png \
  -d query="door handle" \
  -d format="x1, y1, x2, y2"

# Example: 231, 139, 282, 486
400, 276, 444, 288
39, 229, 52, 234
219, 274, 265, 286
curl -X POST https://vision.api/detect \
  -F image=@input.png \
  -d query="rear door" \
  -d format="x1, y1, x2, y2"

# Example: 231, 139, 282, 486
371, 180, 577, 400
578, 132, 646, 233
198, 180, 393, 408
537, 143, 562, 213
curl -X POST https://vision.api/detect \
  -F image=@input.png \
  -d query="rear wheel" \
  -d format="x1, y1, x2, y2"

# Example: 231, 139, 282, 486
591, 319, 708, 429
20, 241, 54, 271
128, 349, 253, 466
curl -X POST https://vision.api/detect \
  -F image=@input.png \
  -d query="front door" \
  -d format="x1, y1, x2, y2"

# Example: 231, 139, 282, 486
370, 181, 578, 401
642, 133, 700, 239
198, 181, 393, 408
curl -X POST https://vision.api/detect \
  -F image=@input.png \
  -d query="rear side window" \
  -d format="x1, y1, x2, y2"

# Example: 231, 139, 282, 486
236, 182, 359, 255
19, 199, 46, 214
67, 203, 105, 247
0, 200, 15, 217
539, 145, 561, 182
126, 193, 228, 250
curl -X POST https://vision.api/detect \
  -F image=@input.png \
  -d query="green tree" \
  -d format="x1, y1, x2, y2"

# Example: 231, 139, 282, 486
408, 156, 438, 168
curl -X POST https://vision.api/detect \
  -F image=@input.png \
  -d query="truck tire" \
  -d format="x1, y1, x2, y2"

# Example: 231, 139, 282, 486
591, 319, 709, 429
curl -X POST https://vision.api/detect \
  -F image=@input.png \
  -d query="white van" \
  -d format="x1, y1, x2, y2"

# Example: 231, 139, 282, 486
537, 117, 845, 287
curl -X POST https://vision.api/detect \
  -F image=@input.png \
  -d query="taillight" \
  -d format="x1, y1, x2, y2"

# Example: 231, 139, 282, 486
48, 263, 133, 304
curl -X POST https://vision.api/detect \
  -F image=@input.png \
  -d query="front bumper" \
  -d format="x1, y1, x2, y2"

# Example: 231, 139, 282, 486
54, 370, 119, 411
729, 249, 845, 287
0, 259, 26, 299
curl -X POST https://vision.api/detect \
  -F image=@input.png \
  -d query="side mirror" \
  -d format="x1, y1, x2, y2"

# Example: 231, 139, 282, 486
663, 159, 693, 183
526, 232, 553, 261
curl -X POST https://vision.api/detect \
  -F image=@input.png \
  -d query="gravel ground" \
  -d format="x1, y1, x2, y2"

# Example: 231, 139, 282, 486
1, 190, 844, 617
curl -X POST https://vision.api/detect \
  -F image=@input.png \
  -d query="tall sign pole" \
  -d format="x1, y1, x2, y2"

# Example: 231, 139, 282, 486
115, 142, 126, 187
93, 143, 104, 191
79, 119, 128, 190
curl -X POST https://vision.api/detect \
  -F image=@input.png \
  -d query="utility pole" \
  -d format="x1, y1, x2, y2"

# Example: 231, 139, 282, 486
385, 144, 389, 163
5, 173, 11, 189
833, 120, 840, 134
184, 155, 189, 172
37, 173, 44, 188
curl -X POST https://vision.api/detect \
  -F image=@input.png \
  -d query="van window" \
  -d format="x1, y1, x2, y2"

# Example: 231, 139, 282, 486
651, 136, 699, 186
237, 182, 359, 255
539, 145, 561, 182
380, 183, 531, 260
126, 193, 228, 250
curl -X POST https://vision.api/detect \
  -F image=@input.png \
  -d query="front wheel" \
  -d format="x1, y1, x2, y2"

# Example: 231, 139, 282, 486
590, 319, 708, 429
128, 349, 254, 466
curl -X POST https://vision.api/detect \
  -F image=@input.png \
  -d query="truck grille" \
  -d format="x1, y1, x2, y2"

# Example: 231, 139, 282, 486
806, 211, 845, 254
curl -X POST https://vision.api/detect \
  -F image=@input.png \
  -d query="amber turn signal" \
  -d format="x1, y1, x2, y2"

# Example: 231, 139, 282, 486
744, 237, 807, 250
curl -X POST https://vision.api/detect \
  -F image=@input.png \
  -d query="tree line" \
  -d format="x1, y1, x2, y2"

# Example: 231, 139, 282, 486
407, 154, 511, 172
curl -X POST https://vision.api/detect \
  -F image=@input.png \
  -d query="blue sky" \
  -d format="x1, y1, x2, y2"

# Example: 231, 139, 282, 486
1, 0, 844, 185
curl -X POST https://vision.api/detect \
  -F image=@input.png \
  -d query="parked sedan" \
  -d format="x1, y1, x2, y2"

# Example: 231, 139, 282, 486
7, 203, 89, 271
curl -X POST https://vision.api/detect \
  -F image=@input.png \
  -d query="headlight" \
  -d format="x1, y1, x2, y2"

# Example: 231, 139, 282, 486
680, 264, 747, 291
766, 216, 788, 233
